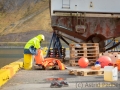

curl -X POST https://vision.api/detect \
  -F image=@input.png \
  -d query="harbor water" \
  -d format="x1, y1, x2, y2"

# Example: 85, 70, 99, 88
0, 47, 24, 68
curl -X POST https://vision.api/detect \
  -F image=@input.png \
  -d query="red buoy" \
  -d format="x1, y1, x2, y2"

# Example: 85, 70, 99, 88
97, 56, 112, 68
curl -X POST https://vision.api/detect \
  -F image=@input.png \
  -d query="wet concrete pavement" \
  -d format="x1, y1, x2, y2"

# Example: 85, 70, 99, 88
0, 68, 120, 90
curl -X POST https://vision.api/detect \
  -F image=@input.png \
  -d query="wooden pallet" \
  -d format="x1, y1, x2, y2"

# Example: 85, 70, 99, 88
70, 43, 99, 58
69, 43, 99, 66
69, 60, 79, 66
68, 68, 104, 76
69, 60, 95, 67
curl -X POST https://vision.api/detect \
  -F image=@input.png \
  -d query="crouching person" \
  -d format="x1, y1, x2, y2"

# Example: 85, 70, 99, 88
23, 34, 45, 70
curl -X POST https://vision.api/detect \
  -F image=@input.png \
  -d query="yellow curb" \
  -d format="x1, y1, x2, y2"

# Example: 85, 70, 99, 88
0, 61, 23, 87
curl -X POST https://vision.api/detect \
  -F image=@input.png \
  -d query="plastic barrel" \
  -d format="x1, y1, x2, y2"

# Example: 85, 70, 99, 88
23, 54, 33, 70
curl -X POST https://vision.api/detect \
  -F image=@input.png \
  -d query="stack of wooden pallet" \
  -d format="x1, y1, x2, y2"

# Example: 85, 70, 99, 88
69, 43, 99, 66
47, 48, 66, 59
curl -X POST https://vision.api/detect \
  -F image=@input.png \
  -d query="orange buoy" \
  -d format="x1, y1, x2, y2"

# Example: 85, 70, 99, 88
78, 57, 89, 68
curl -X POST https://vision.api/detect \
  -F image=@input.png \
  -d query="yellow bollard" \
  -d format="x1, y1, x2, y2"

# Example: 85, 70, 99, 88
23, 54, 33, 70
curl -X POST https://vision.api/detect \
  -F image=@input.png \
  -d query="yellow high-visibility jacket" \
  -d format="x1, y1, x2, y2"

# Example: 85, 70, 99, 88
24, 35, 43, 49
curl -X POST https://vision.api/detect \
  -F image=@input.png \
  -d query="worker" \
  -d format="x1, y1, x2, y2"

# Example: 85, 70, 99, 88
24, 34, 45, 55
23, 34, 45, 70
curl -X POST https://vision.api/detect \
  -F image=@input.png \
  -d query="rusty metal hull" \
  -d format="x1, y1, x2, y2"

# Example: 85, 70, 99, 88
49, 0, 120, 51
51, 16, 120, 42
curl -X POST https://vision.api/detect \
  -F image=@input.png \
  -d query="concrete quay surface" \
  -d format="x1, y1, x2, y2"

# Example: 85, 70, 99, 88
0, 68, 120, 90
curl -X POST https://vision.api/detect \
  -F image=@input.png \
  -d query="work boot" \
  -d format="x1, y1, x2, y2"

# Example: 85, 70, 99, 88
50, 81, 62, 88
60, 81, 69, 87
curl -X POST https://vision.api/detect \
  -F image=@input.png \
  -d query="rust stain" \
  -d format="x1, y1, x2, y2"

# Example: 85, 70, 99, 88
115, 25, 120, 36
86, 22, 91, 38
52, 16, 120, 41
105, 24, 110, 37
63, 17, 67, 26
95, 24, 102, 34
